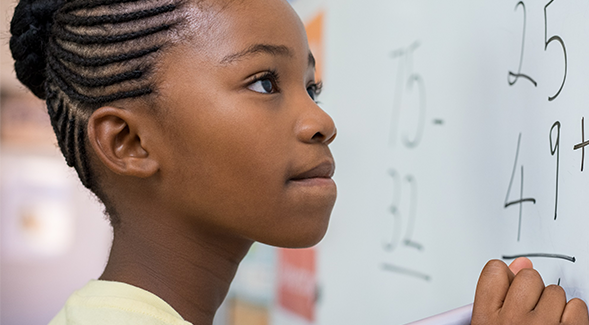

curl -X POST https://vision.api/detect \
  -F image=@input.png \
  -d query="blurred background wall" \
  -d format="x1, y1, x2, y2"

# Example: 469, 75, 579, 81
0, 1, 114, 324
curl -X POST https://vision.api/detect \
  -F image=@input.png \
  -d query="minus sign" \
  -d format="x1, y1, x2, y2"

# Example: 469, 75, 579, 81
433, 119, 444, 125
502, 253, 576, 263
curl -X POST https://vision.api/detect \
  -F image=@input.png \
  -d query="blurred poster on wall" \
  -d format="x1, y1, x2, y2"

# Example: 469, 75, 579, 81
1, 92, 76, 261
227, 243, 277, 325
276, 248, 317, 324
1, 155, 76, 262
305, 11, 325, 81
232, 243, 277, 305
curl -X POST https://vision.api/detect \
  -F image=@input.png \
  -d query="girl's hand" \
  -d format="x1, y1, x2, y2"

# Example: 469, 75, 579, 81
471, 258, 589, 325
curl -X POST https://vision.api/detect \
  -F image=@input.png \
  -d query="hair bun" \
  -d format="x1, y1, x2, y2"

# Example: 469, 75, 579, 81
10, 0, 64, 99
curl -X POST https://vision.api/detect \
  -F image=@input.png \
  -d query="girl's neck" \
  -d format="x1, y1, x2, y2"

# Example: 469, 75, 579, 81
100, 217, 253, 325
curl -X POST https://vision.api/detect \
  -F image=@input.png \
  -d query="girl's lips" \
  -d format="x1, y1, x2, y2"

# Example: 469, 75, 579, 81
290, 160, 335, 181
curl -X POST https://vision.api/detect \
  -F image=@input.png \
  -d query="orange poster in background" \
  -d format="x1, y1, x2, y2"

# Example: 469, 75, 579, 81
305, 11, 325, 81
277, 248, 317, 322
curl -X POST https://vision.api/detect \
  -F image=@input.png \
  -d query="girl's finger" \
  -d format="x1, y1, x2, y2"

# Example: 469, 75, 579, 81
532, 285, 566, 323
561, 298, 589, 325
472, 260, 515, 318
508, 257, 533, 275
502, 268, 545, 316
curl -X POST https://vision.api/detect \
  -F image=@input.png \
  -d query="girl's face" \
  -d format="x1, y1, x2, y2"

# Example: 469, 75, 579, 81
147, 0, 337, 247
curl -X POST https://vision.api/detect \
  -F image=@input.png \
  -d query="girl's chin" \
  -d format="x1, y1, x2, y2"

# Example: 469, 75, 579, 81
259, 220, 331, 249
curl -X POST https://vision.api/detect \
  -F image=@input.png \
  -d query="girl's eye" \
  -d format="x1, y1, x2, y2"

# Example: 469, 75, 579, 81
249, 78, 275, 94
248, 71, 279, 94
307, 81, 323, 102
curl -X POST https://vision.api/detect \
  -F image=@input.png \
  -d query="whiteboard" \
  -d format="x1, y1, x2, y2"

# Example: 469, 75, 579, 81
305, 0, 589, 324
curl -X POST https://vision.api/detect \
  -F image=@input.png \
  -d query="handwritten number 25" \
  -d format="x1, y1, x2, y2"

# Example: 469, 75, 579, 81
544, 0, 567, 101
508, 1, 537, 86
508, 1, 567, 101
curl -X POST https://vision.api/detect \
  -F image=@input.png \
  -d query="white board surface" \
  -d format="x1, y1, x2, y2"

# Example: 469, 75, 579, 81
299, 0, 589, 324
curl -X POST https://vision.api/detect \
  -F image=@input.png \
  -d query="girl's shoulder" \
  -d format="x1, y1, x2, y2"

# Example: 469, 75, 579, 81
48, 280, 192, 325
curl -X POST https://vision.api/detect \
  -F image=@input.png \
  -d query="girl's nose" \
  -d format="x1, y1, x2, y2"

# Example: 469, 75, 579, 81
295, 102, 337, 145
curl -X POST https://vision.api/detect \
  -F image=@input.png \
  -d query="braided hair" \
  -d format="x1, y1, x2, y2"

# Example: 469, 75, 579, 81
10, 0, 188, 225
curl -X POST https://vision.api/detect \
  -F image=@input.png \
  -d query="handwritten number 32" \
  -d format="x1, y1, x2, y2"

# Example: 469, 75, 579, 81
383, 170, 423, 252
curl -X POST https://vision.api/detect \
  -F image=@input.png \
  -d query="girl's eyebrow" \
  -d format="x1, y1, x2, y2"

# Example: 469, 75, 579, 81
220, 44, 293, 64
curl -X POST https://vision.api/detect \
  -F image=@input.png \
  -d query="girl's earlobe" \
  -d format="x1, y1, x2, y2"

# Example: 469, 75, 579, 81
87, 106, 159, 178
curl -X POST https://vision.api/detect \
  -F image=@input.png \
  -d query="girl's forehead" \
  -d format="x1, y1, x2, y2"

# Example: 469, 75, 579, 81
183, 0, 309, 61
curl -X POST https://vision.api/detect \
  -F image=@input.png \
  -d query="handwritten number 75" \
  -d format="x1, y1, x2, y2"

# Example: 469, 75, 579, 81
389, 42, 427, 148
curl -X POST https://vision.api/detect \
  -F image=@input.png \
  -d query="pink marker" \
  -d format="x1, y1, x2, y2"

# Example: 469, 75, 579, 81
404, 304, 473, 325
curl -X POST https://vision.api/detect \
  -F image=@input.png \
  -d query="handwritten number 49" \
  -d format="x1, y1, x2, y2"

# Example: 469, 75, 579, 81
505, 134, 537, 241
504, 126, 560, 242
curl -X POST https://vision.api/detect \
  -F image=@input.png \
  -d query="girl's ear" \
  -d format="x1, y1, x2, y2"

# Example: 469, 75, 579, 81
87, 106, 159, 178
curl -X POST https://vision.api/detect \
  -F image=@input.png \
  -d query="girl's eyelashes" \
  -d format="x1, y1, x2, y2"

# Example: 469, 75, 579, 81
307, 81, 323, 102
247, 70, 280, 94
246, 70, 322, 103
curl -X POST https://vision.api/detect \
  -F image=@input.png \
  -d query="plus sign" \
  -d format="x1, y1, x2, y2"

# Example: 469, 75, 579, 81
573, 117, 589, 171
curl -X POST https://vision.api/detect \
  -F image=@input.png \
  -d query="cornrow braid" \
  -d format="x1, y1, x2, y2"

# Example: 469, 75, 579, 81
46, 65, 153, 104
54, 4, 177, 27
60, 0, 147, 12
52, 23, 173, 45
48, 41, 161, 67
10, 0, 189, 226
47, 55, 145, 88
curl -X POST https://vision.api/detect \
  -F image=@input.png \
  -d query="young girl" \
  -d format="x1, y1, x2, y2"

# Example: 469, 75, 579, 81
9, 0, 589, 324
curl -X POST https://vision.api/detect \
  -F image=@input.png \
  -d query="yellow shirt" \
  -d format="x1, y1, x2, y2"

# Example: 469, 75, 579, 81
49, 280, 193, 325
